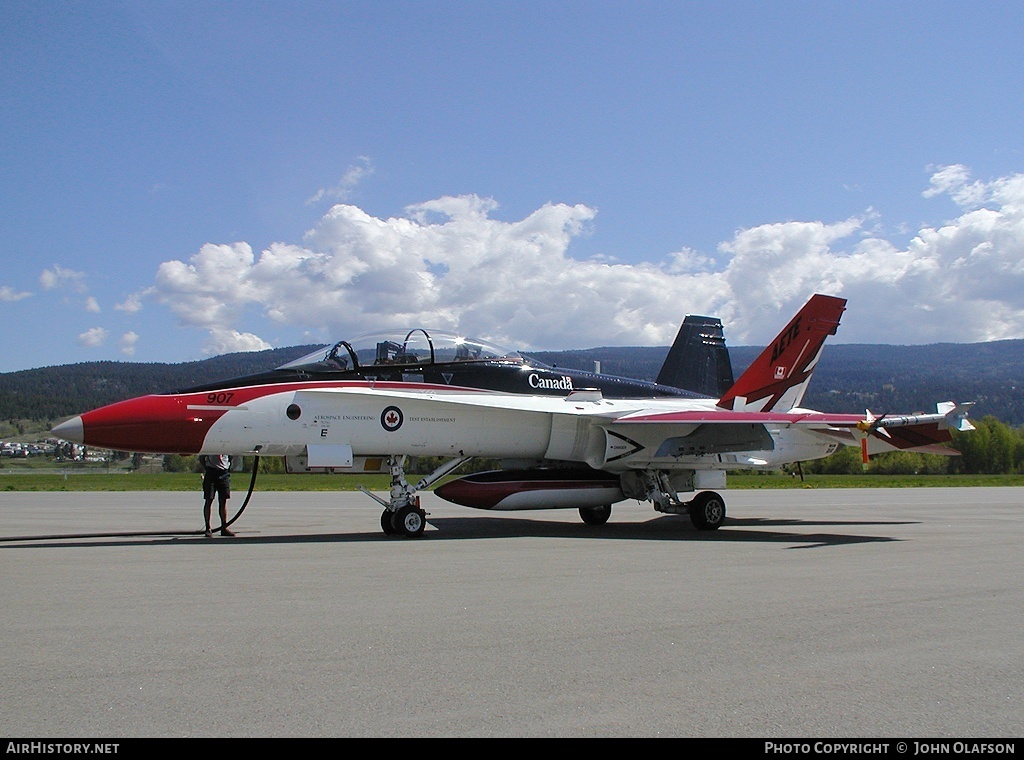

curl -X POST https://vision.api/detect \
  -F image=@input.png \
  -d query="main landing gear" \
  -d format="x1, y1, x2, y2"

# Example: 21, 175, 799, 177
686, 490, 726, 530
361, 455, 471, 538
623, 470, 726, 530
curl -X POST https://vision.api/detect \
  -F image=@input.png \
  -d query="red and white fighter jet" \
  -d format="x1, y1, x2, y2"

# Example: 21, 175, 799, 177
53, 294, 975, 537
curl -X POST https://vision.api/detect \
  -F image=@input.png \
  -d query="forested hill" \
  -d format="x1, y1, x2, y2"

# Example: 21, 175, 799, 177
2, 340, 1023, 426
0, 345, 320, 422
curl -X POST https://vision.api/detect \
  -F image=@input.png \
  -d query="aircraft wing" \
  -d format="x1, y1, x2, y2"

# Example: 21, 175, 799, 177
611, 403, 976, 452
293, 386, 973, 455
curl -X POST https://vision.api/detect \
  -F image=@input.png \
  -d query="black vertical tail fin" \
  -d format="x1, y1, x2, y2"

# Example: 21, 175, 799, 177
656, 315, 735, 397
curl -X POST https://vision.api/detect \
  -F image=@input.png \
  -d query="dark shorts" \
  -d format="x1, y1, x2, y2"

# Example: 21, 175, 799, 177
203, 470, 231, 500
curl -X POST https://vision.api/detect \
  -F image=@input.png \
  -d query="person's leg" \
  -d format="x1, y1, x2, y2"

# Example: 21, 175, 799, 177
219, 492, 234, 536
203, 498, 214, 536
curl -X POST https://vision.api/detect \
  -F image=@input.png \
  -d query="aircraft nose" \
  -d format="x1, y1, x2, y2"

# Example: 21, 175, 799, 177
52, 395, 224, 454
52, 415, 84, 444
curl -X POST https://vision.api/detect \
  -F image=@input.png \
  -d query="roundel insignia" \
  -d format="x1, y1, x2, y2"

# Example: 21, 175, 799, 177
381, 405, 404, 432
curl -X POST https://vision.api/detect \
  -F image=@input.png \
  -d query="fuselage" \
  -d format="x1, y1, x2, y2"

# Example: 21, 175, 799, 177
52, 375, 842, 476
52, 328, 707, 456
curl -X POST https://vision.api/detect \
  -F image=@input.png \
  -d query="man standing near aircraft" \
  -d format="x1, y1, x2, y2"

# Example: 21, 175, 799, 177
201, 454, 234, 537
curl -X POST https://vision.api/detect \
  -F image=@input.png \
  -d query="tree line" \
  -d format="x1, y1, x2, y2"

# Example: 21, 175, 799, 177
799, 416, 1024, 475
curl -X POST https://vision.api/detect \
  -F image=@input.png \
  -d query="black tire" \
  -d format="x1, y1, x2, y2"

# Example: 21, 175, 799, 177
381, 509, 398, 535
393, 505, 426, 537
689, 491, 726, 530
579, 504, 612, 525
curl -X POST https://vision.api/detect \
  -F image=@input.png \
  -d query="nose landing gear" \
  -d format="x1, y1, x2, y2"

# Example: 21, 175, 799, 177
362, 454, 471, 537
380, 501, 427, 537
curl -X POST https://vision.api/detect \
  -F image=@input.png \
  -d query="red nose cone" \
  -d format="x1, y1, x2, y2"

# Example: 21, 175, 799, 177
75, 395, 226, 454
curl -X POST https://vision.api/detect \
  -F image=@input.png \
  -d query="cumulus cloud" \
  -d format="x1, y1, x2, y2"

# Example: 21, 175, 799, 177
1, 286, 31, 302
132, 165, 1024, 352
40, 265, 87, 292
115, 292, 145, 313
204, 327, 272, 356
85, 296, 101, 313
306, 157, 374, 205
120, 331, 139, 356
77, 327, 108, 348
922, 163, 988, 208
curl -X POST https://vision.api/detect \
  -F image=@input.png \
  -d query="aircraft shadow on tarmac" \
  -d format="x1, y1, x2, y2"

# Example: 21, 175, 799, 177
423, 514, 906, 548
0, 514, 908, 549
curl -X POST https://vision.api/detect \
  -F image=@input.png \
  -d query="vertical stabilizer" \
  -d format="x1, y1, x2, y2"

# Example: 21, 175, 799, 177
717, 294, 846, 412
656, 315, 735, 397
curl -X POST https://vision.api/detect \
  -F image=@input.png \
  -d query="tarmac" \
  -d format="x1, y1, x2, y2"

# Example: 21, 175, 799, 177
0, 487, 1021, 738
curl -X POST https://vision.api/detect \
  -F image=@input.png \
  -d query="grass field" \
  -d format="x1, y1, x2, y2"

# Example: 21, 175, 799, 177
2, 469, 1023, 492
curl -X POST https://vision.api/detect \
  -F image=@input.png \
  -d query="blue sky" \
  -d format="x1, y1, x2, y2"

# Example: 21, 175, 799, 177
3, 1, 1024, 373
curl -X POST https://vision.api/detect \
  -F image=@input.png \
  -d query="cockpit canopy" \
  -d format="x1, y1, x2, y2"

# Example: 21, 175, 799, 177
278, 329, 524, 373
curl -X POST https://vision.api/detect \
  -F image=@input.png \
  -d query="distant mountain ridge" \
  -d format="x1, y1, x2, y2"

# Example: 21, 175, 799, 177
0, 345, 320, 423
531, 341, 1024, 425
2, 340, 1022, 425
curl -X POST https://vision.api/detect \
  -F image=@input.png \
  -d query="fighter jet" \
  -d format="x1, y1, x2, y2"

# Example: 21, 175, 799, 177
53, 294, 974, 537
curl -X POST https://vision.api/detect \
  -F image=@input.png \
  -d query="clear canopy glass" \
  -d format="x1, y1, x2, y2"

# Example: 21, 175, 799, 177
278, 329, 524, 372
